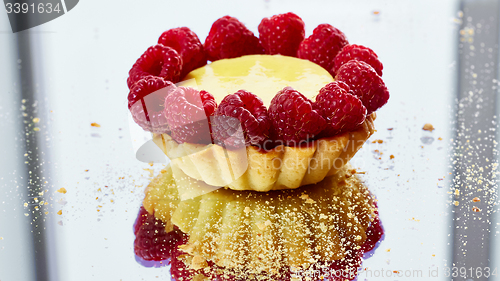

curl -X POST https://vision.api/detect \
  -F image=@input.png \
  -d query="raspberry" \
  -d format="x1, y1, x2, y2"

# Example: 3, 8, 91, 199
332, 44, 383, 76
268, 87, 326, 145
164, 87, 217, 144
297, 23, 348, 75
212, 90, 270, 148
204, 16, 264, 61
314, 81, 367, 137
128, 76, 176, 133
258, 12, 305, 56
133, 206, 183, 262
127, 44, 182, 89
335, 60, 389, 114
158, 27, 207, 77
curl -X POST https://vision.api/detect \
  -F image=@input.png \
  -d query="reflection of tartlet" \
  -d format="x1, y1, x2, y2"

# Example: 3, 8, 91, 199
139, 164, 383, 280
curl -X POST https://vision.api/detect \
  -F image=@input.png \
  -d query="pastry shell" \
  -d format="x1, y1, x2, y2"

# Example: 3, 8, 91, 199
152, 114, 376, 192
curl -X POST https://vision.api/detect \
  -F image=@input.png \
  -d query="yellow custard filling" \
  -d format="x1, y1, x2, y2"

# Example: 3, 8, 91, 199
181, 54, 334, 106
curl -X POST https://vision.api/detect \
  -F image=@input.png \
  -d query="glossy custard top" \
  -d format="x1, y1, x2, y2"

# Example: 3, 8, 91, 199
181, 54, 334, 107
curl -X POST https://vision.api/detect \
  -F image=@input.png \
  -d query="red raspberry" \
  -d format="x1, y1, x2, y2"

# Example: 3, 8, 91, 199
258, 12, 305, 56
204, 16, 264, 61
158, 27, 207, 78
297, 23, 348, 75
164, 87, 217, 144
127, 44, 182, 89
133, 206, 182, 261
314, 81, 367, 137
212, 90, 270, 148
128, 76, 176, 133
335, 60, 389, 114
333, 44, 383, 76
268, 87, 326, 145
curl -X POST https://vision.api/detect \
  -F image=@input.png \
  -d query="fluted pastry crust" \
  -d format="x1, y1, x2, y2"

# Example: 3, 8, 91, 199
152, 113, 375, 192
143, 163, 378, 275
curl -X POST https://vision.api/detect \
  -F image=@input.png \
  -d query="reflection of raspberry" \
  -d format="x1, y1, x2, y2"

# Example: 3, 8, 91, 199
335, 60, 389, 114
164, 87, 217, 144
315, 81, 366, 137
133, 206, 182, 261
127, 44, 182, 89
213, 90, 270, 148
297, 24, 348, 75
269, 87, 326, 145
258, 12, 305, 56
158, 27, 207, 77
204, 16, 264, 61
170, 236, 199, 281
333, 44, 383, 76
128, 76, 175, 133
360, 212, 384, 253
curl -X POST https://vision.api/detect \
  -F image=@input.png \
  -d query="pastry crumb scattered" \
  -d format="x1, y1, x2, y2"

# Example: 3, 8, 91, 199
422, 123, 434, 132
56, 187, 67, 194
91, 122, 101, 127
57, 210, 62, 215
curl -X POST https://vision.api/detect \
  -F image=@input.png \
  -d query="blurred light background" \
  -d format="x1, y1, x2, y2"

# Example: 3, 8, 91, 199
1, 0, 499, 280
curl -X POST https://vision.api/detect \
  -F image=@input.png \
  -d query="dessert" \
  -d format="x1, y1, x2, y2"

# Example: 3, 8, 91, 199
127, 13, 388, 192
151, 54, 377, 191
126, 12, 389, 281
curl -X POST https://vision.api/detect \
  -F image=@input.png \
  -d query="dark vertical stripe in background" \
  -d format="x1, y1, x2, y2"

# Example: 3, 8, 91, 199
453, 0, 500, 280
13, 17, 50, 281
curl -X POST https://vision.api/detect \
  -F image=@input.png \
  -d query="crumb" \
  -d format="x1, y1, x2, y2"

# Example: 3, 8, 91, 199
373, 10, 380, 15
33, 117, 40, 123
57, 210, 62, 215
56, 187, 67, 194
454, 201, 459, 206
472, 206, 481, 212
472, 197, 480, 202
91, 122, 101, 127
387, 128, 393, 131
372, 139, 383, 144
390, 155, 395, 159
438, 137, 443, 141
191, 255, 208, 270
386, 248, 391, 252
300, 194, 310, 200
423, 123, 435, 132
305, 198, 316, 204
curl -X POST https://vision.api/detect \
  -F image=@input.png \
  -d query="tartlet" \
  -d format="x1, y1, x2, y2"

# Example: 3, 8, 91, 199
150, 54, 377, 191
